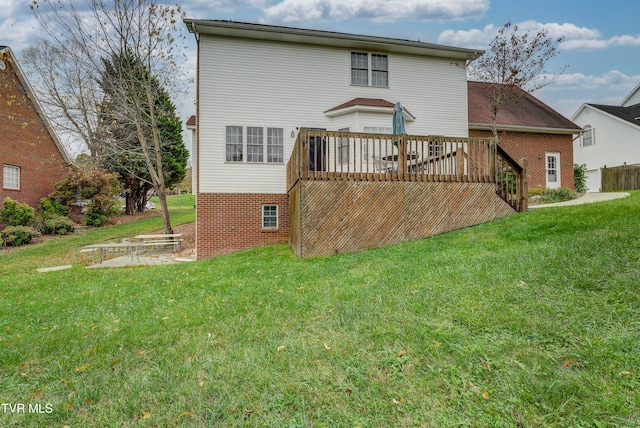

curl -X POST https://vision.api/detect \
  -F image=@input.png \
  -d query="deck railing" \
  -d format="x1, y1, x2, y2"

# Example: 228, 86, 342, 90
287, 128, 528, 211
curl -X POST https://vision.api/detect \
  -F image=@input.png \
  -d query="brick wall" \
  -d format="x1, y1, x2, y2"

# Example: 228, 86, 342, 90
196, 193, 289, 259
0, 56, 68, 208
470, 129, 575, 190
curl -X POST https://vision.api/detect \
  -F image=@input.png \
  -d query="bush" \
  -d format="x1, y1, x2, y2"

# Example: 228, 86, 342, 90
1, 226, 41, 247
538, 187, 577, 203
574, 164, 588, 193
84, 212, 109, 227
0, 198, 35, 227
44, 216, 74, 235
37, 198, 69, 219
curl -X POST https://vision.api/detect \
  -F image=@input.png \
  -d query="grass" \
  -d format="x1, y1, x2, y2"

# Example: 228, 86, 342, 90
1, 192, 639, 426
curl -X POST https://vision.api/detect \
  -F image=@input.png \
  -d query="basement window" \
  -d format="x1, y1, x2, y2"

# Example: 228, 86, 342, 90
262, 204, 278, 229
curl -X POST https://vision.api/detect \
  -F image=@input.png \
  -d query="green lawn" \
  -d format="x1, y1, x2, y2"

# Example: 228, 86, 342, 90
1, 192, 639, 427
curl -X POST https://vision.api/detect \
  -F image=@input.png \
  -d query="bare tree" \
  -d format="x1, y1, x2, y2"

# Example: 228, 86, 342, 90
28, 0, 188, 233
468, 21, 566, 142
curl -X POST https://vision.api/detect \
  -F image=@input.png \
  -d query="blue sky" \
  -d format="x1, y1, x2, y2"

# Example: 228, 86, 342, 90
2, 0, 639, 125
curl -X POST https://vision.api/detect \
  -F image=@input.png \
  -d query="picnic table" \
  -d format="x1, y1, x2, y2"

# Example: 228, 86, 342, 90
134, 234, 184, 252
81, 242, 141, 264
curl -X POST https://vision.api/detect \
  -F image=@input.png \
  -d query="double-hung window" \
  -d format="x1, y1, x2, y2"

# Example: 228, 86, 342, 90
3, 165, 20, 190
351, 52, 388, 87
226, 126, 284, 164
267, 128, 283, 163
247, 127, 264, 163
262, 204, 278, 229
582, 125, 594, 146
226, 126, 243, 162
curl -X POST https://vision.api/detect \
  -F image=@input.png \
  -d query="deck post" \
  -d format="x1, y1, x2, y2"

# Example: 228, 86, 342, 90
398, 134, 407, 180
518, 158, 529, 211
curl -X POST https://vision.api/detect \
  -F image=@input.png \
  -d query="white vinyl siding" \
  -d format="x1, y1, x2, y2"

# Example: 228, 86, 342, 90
3, 165, 20, 190
198, 35, 469, 194
573, 105, 640, 192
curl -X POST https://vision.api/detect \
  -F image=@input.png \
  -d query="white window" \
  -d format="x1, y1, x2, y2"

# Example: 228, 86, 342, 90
351, 52, 388, 87
226, 126, 243, 162
267, 128, 283, 163
262, 204, 278, 229
3, 165, 20, 190
226, 126, 284, 164
247, 127, 264, 163
338, 127, 350, 163
582, 125, 594, 146
363, 126, 392, 134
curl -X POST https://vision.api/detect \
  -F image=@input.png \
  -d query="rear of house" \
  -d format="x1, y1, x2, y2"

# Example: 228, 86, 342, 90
0, 46, 70, 208
186, 20, 525, 259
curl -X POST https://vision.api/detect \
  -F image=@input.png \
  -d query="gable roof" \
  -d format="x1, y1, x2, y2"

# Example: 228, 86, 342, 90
186, 115, 196, 127
184, 20, 483, 61
468, 81, 581, 134
0, 46, 72, 163
620, 83, 640, 106
586, 103, 640, 128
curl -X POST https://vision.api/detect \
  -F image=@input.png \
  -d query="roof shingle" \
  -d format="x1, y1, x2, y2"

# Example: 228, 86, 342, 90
468, 81, 580, 132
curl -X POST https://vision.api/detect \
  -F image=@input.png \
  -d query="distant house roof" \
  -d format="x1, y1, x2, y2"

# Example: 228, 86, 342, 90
184, 20, 483, 61
0, 46, 72, 163
586, 103, 640, 128
186, 115, 196, 126
468, 81, 581, 134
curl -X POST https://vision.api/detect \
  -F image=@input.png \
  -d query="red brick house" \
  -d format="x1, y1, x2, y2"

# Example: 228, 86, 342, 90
0, 46, 70, 208
468, 81, 581, 190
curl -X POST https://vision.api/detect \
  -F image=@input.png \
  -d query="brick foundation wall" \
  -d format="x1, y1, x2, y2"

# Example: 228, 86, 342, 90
196, 193, 289, 259
470, 130, 575, 190
0, 56, 68, 208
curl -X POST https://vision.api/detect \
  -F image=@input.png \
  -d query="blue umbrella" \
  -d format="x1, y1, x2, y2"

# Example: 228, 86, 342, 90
393, 102, 406, 146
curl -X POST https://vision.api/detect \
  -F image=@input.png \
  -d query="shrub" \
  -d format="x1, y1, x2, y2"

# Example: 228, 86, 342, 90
574, 164, 588, 193
539, 187, 577, 203
84, 212, 109, 227
49, 167, 122, 227
0, 198, 35, 227
44, 216, 74, 235
1, 226, 41, 247
37, 198, 69, 219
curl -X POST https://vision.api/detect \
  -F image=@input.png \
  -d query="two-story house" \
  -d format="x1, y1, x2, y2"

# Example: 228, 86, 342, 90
185, 20, 526, 259
572, 84, 640, 192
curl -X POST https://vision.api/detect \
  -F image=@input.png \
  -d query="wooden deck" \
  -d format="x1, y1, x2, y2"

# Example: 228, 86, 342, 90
287, 129, 527, 258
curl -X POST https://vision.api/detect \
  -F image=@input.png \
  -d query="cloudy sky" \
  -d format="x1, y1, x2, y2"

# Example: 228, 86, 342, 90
2, 0, 639, 139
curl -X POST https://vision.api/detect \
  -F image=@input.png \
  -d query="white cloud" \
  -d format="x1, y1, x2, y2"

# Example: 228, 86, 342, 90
438, 19, 640, 51
261, 0, 490, 24
546, 70, 640, 91
0, 16, 41, 51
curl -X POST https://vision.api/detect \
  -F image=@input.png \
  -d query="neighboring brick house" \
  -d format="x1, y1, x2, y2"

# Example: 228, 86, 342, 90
0, 46, 70, 208
468, 81, 581, 190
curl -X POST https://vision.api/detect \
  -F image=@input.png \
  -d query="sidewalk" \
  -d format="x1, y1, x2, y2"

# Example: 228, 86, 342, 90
86, 248, 195, 268
528, 192, 630, 209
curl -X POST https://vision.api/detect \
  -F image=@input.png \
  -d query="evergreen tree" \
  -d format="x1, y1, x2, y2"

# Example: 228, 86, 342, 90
99, 51, 188, 215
